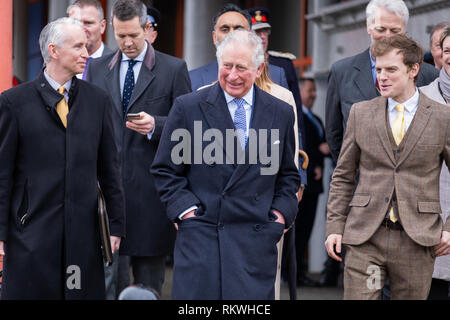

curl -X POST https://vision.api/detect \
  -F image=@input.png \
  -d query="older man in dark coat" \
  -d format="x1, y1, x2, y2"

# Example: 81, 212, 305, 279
152, 30, 300, 300
0, 18, 125, 300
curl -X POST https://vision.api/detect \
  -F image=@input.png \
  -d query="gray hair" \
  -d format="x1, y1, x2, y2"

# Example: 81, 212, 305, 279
39, 17, 83, 63
430, 22, 450, 45
67, 0, 105, 20
366, 0, 409, 28
216, 29, 265, 70
112, 0, 147, 29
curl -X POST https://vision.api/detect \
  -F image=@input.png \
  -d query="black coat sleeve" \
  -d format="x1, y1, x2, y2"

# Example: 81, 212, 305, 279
151, 97, 200, 222
97, 93, 126, 237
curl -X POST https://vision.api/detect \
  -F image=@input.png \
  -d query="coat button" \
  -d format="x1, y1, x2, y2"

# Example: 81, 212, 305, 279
218, 223, 224, 230
222, 192, 227, 199
254, 224, 262, 232
395, 168, 400, 173
385, 197, 389, 203
254, 193, 260, 201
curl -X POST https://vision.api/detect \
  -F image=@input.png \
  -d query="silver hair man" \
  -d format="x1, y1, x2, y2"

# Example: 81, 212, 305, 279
39, 17, 83, 63
216, 29, 265, 70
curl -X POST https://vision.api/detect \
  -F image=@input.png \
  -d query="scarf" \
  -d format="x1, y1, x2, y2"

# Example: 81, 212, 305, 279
438, 67, 450, 102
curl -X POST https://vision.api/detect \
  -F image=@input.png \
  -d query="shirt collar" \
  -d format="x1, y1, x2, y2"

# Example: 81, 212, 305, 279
388, 88, 419, 113
90, 42, 104, 59
223, 85, 254, 107
121, 41, 147, 62
43, 69, 72, 93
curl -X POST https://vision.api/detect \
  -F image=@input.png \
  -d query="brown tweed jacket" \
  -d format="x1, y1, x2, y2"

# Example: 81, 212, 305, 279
326, 92, 450, 247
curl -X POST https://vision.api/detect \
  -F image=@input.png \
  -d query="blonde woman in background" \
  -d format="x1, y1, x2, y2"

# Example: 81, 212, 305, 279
256, 63, 303, 301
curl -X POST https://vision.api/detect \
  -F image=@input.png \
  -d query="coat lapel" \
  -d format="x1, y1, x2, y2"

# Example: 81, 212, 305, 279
396, 93, 433, 167
353, 49, 379, 100
35, 72, 68, 129
105, 50, 123, 118
200, 83, 235, 163
127, 43, 156, 113
372, 96, 396, 165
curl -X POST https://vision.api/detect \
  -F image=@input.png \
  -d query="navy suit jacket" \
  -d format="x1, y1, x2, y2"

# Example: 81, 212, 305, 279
189, 60, 288, 91
151, 83, 300, 299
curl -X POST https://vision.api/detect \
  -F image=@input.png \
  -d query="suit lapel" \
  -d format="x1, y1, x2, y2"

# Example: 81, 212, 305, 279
353, 49, 379, 101
373, 97, 396, 165
105, 50, 123, 118
396, 93, 432, 167
127, 43, 156, 112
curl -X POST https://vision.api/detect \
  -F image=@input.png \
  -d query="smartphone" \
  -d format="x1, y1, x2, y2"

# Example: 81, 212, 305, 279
126, 113, 141, 120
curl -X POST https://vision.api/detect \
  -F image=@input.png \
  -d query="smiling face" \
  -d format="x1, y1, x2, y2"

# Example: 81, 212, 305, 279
375, 49, 419, 102
113, 16, 149, 59
367, 7, 406, 43
442, 36, 450, 77
218, 43, 263, 98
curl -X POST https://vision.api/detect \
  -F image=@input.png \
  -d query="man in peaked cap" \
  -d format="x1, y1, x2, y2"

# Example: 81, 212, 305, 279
247, 7, 305, 149
145, 5, 160, 44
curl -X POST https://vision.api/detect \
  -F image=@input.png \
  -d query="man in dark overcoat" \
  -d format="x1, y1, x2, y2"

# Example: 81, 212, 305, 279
152, 30, 300, 299
0, 17, 125, 300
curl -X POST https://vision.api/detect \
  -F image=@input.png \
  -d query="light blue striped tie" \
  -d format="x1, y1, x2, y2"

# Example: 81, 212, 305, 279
233, 98, 247, 149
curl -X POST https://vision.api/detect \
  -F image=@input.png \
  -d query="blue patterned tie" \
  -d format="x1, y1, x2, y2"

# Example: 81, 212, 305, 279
233, 98, 247, 149
122, 59, 137, 114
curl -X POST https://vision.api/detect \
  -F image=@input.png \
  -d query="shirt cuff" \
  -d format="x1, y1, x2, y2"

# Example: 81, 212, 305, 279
147, 127, 155, 140
178, 205, 198, 220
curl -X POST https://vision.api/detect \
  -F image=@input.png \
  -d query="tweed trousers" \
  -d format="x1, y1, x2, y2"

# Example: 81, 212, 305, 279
343, 225, 436, 300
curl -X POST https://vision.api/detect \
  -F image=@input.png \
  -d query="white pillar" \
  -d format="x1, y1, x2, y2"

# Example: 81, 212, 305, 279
183, 0, 228, 70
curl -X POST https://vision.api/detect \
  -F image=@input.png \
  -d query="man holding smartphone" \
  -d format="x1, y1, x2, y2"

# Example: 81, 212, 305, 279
86, 0, 191, 299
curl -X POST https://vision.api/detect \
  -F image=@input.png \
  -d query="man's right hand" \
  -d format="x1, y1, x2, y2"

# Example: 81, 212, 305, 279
0, 240, 4, 257
325, 234, 343, 262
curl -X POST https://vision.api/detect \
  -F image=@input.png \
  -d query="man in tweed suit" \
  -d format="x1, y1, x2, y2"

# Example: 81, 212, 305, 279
325, 35, 450, 299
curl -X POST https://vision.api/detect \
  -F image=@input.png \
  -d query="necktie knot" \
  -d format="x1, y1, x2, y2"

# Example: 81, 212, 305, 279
128, 59, 137, 68
58, 86, 65, 95
395, 103, 405, 114
234, 98, 245, 109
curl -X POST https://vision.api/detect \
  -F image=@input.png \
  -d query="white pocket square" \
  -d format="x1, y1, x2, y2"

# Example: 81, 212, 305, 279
273, 140, 280, 145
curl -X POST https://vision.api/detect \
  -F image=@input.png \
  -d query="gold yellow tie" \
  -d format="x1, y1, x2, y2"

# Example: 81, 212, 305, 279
56, 86, 69, 128
389, 103, 405, 223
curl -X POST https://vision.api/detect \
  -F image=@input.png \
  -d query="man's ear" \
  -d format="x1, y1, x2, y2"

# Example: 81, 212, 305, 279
212, 30, 217, 46
410, 63, 420, 79
100, 19, 106, 34
256, 62, 265, 78
48, 43, 58, 60
144, 21, 151, 33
